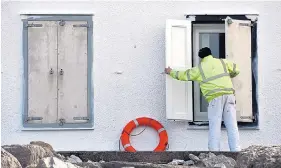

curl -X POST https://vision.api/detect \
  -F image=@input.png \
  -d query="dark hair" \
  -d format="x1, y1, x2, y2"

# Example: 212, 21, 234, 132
198, 47, 212, 58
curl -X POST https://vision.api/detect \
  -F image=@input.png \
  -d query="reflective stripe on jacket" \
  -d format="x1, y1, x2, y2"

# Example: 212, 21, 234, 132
169, 55, 240, 102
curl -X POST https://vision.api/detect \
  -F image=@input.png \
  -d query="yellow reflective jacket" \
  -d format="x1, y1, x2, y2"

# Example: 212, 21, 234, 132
169, 55, 239, 102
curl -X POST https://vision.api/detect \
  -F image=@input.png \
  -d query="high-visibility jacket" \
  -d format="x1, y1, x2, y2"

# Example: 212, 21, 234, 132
169, 55, 240, 102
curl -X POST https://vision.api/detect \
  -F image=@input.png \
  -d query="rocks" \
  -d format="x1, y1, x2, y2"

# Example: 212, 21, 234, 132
207, 152, 216, 158
36, 157, 80, 168
55, 153, 66, 161
167, 159, 184, 165
29, 141, 65, 161
198, 153, 208, 160
67, 155, 83, 164
99, 161, 192, 168
188, 154, 200, 163
214, 163, 226, 168
235, 145, 281, 168
183, 160, 194, 166
2, 144, 53, 167
1, 148, 22, 168
30, 141, 54, 152
75, 161, 102, 168
166, 153, 235, 167
2, 142, 281, 168
201, 154, 236, 168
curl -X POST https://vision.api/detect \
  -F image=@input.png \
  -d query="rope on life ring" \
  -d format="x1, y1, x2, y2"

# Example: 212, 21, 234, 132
120, 117, 168, 152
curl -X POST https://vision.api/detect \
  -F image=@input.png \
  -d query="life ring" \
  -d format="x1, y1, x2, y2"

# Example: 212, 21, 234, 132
120, 117, 168, 152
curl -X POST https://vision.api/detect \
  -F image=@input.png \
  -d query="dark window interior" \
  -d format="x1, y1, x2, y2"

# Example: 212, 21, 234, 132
219, 33, 225, 59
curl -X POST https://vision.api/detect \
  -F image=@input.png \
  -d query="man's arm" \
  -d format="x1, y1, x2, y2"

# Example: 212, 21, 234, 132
223, 59, 240, 78
165, 66, 200, 81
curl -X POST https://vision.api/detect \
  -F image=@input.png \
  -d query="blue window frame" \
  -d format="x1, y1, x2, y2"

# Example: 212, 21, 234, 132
22, 15, 94, 129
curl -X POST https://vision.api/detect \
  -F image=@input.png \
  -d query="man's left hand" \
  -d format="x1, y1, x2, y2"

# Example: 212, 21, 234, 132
165, 67, 172, 74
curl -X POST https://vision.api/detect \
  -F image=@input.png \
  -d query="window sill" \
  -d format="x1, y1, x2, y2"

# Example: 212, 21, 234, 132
22, 123, 94, 131
187, 123, 260, 130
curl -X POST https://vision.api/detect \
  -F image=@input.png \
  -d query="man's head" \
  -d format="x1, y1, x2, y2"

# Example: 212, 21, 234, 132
198, 47, 212, 58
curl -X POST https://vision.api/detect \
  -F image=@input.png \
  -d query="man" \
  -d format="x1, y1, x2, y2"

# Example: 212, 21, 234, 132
165, 47, 241, 151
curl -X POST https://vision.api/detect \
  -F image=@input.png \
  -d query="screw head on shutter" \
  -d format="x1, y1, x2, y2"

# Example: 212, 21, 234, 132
227, 19, 233, 25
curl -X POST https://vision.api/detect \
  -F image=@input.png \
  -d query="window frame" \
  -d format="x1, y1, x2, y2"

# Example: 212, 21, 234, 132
22, 15, 94, 130
186, 15, 259, 129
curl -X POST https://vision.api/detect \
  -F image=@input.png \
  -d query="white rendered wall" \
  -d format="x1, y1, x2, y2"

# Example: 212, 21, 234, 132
2, 1, 281, 151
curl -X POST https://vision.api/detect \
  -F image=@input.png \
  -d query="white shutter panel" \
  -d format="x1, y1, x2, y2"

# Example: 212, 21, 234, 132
27, 21, 58, 124
225, 17, 253, 122
57, 21, 88, 123
165, 20, 193, 121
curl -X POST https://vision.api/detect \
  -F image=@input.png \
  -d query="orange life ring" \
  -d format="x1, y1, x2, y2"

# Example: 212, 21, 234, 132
120, 117, 168, 152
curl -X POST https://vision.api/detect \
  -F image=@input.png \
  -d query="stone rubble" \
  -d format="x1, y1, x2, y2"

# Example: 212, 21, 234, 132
168, 159, 185, 165
1, 141, 281, 168
235, 145, 281, 168
2, 144, 53, 168
200, 154, 236, 168
67, 155, 83, 164
36, 157, 80, 168
198, 153, 208, 160
168, 152, 235, 168
75, 161, 103, 168
183, 160, 194, 166
1, 148, 22, 168
188, 154, 200, 163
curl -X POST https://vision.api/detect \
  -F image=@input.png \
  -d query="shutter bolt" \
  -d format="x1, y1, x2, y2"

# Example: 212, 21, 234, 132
59, 118, 65, 126
49, 68, 53, 75
59, 20, 65, 26
60, 69, 64, 75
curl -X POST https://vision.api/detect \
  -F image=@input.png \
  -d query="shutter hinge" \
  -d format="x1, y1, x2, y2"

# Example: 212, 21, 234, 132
73, 117, 90, 120
73, 24, 91, 28
240, 116, 255, 120
226, 17, 252, 27
24, 23, 43, 28
25, 117, 43, 122
239, 23, 253, 27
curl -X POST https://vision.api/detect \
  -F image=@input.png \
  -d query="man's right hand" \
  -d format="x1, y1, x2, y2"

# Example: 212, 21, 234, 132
165, 67, 172, 74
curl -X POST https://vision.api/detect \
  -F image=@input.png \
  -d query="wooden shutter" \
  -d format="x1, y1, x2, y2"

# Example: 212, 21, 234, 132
27, 21, 58, 123
165, 20, 193, 121
225, 17, 253, 122
57, 21, 88, 123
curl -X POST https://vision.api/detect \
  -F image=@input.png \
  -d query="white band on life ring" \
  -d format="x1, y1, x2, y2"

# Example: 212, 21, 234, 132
158, 128, 165, 133
123, 143, 131, 149
133, 119, 139, 127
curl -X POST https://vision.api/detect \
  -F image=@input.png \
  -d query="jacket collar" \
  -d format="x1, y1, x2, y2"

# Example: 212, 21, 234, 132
201, 55, 213, 62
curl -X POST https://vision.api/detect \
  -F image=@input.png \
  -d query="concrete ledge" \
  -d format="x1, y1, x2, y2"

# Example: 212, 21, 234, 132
58, 151, 239, 164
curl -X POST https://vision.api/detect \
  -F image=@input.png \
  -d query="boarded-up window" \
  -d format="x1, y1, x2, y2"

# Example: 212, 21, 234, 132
23, 16, 93, 129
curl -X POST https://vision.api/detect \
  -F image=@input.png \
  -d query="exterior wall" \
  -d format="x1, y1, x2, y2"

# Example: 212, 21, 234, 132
2, 1, 281, 151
